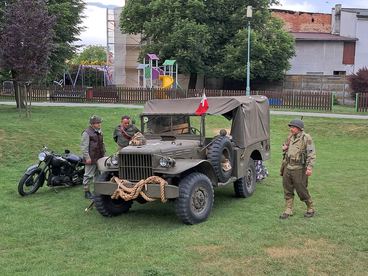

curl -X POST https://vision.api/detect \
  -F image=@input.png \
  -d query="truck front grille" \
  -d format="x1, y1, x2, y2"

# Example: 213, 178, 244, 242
119, 154, 153, 182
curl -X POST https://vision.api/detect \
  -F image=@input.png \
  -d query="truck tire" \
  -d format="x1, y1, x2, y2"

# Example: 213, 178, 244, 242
175, 172, 214, 225
94, 172, 133, 217
207, 136, 234, 182
234, 158, 256, 198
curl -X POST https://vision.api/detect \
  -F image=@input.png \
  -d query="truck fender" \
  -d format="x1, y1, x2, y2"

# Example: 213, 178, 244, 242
156, 159, 218, 187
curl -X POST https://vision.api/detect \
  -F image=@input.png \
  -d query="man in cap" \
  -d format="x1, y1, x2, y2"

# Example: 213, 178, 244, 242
80, 115, 105, 199
279, 119, 316, 219
113, 115, 139, 150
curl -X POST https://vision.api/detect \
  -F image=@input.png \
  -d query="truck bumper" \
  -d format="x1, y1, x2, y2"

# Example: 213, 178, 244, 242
94, 181, 179, 199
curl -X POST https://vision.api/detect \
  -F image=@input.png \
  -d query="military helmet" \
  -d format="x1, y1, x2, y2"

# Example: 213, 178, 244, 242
288, 119, 304, 130
89, 115, 102, 124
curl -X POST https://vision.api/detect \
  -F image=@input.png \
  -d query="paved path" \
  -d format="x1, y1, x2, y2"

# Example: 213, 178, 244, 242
1, 101, 368, 120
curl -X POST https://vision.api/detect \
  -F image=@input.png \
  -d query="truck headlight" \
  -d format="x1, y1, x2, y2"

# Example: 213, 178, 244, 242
159, 157, 176, 168
111, 155, 118, 166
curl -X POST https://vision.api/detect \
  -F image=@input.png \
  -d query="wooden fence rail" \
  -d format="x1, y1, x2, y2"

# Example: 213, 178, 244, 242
356, 93, 368, 112
0, 86, 335, 111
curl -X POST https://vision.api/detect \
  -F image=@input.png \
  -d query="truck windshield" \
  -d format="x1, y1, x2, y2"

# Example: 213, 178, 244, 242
142, 115, 201, 136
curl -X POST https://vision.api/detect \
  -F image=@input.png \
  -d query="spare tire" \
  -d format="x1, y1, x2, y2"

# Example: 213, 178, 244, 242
207, 136, 234, 182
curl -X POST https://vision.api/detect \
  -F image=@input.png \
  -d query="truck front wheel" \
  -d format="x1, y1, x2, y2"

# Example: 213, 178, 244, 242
175, 173, 214, 225
94, 172, 133, 217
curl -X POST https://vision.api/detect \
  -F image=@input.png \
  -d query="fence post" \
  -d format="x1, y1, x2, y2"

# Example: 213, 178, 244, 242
331, 92, 335, 111
355, 93, 359, 112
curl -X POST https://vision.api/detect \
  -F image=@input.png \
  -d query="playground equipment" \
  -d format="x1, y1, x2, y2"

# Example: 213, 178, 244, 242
61, 64, 113, 88
159, 75, 174, 89
137, 53, 178, 89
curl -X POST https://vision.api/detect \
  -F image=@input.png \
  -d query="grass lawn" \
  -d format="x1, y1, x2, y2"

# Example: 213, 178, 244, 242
0, 104, 367, 275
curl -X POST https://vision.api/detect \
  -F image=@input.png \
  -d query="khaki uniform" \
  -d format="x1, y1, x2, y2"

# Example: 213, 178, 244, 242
282, 131, 316, 215
113, 124, 139, 150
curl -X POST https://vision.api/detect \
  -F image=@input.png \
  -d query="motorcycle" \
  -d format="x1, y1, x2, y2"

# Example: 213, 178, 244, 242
18, 147, 85, 196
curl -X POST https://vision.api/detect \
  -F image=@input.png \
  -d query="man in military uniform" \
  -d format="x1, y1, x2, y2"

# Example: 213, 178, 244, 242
280, 119, 316, 219
113, 115, 140, 150
80, 115, 105, 199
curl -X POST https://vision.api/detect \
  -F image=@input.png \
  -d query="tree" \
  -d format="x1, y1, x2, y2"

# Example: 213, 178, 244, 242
220, 15, 295, 81
47, 0, 85, 79
120, 0, 294, 88
71, 45, 107, 65
0, 0, 55, 111
0, 0, 85, 82
348, 67, 368, 98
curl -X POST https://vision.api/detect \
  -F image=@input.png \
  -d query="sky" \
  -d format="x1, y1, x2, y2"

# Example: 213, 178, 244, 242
78, 0, 368, 46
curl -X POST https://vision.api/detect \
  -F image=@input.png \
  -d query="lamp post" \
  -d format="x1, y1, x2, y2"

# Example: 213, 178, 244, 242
246, 5, 252, 96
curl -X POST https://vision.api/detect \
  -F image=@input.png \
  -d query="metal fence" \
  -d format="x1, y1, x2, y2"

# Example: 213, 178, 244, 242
0, 86, 334, 111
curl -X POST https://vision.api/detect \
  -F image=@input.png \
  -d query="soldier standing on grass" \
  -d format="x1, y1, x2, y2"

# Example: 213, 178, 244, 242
80, 115, 105, 199
113, 115, 139, 150
279, 119, 316, 219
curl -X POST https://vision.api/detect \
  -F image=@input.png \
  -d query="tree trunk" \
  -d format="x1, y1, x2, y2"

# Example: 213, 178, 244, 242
188, 73, 197, 90
11, 71, 26, 109
13, 81, 26, 109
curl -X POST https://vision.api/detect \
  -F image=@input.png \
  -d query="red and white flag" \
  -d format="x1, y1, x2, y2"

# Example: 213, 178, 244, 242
195, 92, 209, 115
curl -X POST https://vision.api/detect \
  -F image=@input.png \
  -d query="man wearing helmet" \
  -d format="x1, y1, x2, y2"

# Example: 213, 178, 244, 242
80, 115, 105, 199
279, 119, 316, 219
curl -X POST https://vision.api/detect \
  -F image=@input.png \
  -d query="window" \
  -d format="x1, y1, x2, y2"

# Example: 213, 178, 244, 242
333, 71, 346, 76
343, 42, 356, 64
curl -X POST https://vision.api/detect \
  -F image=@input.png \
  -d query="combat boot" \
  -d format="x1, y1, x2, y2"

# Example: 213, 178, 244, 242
304, 199, 315, 218
279, 198, 294, 219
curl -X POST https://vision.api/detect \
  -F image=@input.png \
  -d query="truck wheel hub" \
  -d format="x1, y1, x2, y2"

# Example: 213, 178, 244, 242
192, 188, 207, 211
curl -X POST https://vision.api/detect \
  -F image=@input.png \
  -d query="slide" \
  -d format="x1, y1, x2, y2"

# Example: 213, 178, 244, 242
159, 75, 174, 88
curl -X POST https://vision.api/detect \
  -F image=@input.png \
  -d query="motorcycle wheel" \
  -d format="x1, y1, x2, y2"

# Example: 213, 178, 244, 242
18, 169, 45, 196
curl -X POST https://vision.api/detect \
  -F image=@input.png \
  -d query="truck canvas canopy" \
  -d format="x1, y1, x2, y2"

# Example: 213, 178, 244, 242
143, 96, 270, 148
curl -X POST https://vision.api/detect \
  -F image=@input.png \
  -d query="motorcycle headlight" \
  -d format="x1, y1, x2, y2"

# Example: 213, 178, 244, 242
159, 157, 175, 168
38, 152, 47, 161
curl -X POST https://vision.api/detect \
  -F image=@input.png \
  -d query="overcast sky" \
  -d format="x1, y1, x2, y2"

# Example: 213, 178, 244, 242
78, 0, 368, 46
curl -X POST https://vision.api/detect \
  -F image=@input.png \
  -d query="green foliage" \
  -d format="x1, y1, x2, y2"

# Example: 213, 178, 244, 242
220, 16, 295, 81
348, 67, 368, 97
71, 45, 107, 65
1, 104, 368, 274
47, 0, 85, 79
120, 0, 294, 81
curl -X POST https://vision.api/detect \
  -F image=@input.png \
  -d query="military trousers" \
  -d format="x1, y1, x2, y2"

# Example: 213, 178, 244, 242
282, 167, 311, 202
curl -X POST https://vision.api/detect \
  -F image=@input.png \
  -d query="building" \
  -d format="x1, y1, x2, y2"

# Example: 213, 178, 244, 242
332, 5, 368, 73
273, 4, 368, 76
108, 7, 141, 86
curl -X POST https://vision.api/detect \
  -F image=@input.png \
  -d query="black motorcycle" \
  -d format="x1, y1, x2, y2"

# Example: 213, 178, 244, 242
18, 147, 85, 196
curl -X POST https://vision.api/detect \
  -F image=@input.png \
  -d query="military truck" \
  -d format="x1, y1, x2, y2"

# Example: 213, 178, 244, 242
94, 96, 270, 224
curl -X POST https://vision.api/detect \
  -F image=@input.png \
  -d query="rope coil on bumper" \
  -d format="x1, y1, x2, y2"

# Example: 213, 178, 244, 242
111, 176, 168, 203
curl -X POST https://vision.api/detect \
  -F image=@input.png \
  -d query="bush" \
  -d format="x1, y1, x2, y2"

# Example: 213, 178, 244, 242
348, 67, 368, 98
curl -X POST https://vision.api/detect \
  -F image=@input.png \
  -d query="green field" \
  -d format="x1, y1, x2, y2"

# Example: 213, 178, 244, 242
0, 104, 367, 275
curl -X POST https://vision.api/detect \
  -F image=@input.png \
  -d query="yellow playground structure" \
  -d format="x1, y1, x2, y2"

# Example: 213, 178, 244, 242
137, 53, 179, 90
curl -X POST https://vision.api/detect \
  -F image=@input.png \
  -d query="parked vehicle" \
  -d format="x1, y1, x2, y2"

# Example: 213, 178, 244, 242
94, 96, 270, 224
18, 147, 85, 196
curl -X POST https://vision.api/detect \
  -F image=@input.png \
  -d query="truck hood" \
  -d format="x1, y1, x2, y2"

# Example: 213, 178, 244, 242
120, 139, 201, 157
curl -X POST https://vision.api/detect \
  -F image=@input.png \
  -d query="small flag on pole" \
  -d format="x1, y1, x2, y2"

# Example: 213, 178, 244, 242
195, 92, 209, 115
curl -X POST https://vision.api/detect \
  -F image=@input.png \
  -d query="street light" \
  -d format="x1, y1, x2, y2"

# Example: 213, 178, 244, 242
246, 5, 252, 96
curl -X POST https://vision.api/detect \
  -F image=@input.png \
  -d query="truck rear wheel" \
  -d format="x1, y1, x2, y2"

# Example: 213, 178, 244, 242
234, 158, 256, 198
175, 172, 214, 225
94, 172, 133, 217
